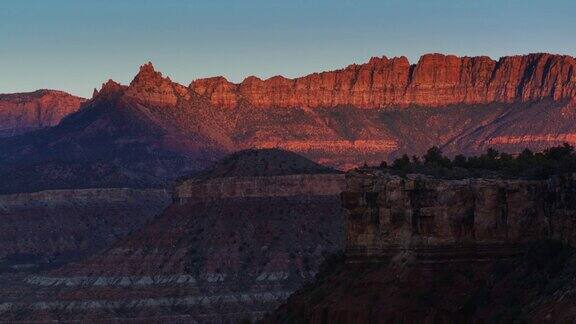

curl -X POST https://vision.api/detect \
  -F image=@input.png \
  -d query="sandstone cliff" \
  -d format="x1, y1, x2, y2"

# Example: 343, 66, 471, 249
266, 171, 576, 323
0, 90, 84, 137
191, 53, 576, 109
343, 171, 576, 261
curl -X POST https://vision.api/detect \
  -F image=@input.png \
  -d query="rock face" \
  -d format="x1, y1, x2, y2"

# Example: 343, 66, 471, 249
265, 171, 576, 323
175, 174, 344, 203
0, 188, 170, 268
343, 171, 576, 261
0, 90, 84, 137
191, 53, 576, 109
0, 150, 345, 322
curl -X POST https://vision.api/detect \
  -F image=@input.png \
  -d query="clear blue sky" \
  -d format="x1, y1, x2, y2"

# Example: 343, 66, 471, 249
1, 0, 575, 98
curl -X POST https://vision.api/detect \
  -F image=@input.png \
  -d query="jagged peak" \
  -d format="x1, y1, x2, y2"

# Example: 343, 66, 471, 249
367, 56, 389, 65
391, 56, 410, 65
139, 61, 157, 74
125, 62, 189, 105
128, 61, 187, 90
89, 79, 127, 101
130, 61, 165, 86
100, 79, 124, 92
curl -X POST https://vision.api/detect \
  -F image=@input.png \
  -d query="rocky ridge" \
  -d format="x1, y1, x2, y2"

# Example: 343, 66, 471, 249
2, 53, 576, 194
191, 53, 576, 109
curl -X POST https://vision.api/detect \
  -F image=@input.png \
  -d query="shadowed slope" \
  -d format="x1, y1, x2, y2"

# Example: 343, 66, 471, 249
191, 148, 339, 179
0, 65, 234, 193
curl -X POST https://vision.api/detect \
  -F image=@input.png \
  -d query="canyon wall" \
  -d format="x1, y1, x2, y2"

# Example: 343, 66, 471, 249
343, 171, 576, 262
0, 188, 170, 268
0, 90, 84, 137
191, 53, 576, 109
0, 173, 345, 322
266, 172, 576, 323
174, 174, 345, 203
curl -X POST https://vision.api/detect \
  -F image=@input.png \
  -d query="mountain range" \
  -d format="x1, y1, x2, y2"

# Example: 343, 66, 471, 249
1, 53, 575, 193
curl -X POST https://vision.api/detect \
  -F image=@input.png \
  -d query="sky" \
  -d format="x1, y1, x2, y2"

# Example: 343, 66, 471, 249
1, 0, 575, 98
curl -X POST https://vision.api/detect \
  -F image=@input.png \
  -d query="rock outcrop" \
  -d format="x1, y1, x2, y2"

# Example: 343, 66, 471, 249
0, 90, 84, 137
125, 62, 191, 106
265, 171, 576, 323
343, 171, 576, 262
191, 53, 576, 109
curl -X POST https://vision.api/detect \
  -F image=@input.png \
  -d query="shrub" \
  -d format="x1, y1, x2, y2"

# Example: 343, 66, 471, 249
384, 143, 576, 180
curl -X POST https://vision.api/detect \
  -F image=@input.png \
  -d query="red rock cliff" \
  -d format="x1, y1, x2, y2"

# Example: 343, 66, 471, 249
190, 53, 576, 109
0, 90, 85, 137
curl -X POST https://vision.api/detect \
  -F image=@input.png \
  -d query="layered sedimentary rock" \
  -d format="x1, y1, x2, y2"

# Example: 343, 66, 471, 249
0, 151, 345, 322
0, 90, 84, 137
344, 170, 576, 261
175, 174, 344, 202
265, 171, 576, 323
0, 188, 170, 268
191, 53, 576, 109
